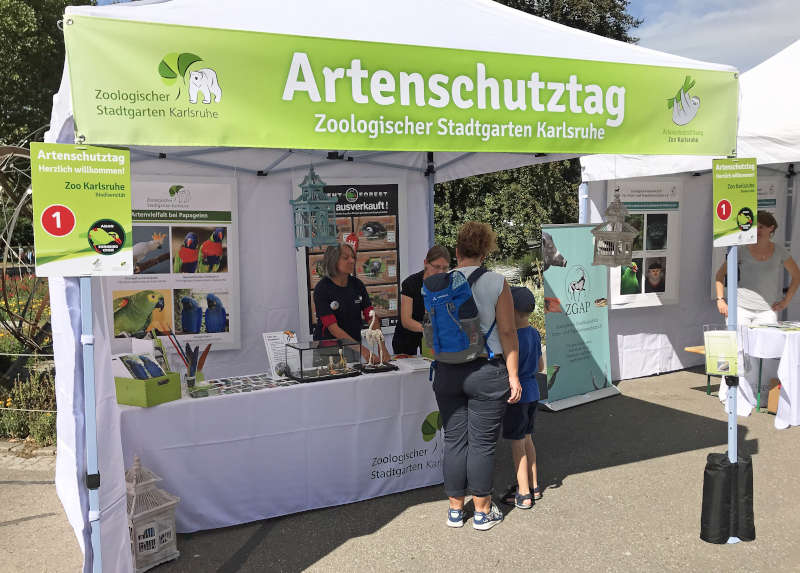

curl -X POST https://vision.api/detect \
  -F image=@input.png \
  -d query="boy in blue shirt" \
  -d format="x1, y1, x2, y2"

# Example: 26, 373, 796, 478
501, 286, 543, 509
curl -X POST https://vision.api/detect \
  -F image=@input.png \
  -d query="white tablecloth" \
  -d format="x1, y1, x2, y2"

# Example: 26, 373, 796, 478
119, 363, 443, 532
720, 327, 800, 429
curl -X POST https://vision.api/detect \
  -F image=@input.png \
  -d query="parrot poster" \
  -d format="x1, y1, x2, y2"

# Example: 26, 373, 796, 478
620, 262, 641, 295
204, 293, 227, 333
113, 290, 166, 337
174, 232, 200, 273
198, 227, 226, 273
180, 296, 203, 334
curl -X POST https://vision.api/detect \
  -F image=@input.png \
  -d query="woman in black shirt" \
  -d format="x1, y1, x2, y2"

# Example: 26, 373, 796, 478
313, 243, 388, 362
392, 245, 451, 355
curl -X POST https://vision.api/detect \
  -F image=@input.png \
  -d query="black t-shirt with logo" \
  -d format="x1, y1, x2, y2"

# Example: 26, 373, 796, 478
392, 270, 425, 354
313, 275, 372, 342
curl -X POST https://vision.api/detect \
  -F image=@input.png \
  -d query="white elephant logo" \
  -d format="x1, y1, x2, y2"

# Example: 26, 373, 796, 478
188, 68, 222, 104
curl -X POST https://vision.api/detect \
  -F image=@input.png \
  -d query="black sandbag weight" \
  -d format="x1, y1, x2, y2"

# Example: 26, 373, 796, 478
700, 453, 755, 544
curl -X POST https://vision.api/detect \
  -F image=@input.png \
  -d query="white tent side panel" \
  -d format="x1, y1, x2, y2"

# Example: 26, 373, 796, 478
585, 173, 796, 381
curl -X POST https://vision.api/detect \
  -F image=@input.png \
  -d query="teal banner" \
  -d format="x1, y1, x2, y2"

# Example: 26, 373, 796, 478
542, 224, 611, 403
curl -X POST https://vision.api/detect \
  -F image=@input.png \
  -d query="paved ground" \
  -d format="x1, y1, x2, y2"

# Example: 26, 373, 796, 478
3, 367, 800, 572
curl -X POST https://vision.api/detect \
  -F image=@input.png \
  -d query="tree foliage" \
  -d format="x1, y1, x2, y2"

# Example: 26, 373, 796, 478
434, 0, 641, 261
0, 0, 92, 145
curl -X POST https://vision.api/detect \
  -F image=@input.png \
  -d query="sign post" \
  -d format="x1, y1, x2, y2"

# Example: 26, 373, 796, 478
31, 143, 133, 572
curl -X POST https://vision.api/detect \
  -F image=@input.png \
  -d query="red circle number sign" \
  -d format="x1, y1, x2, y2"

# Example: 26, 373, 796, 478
41, 204, 76, 237
716, 199, 732, 221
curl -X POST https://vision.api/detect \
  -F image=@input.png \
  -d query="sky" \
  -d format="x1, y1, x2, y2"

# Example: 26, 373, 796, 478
628, 0, 798, 71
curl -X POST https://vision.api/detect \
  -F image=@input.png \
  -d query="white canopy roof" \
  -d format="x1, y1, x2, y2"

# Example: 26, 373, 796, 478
66, 0, 734, 71
51, 0, 738, 182
581, 39, 800, 181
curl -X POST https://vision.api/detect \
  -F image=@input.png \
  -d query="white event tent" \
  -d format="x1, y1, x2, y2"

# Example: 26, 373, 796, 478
580, 39, 800, 381
43, 1, 739, 571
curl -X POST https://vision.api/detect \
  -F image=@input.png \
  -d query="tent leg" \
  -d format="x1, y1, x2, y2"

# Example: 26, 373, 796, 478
426, 152, 435, 248
725, 246, 741, 544
578, 182, 589, 224
80, 277, 102, 572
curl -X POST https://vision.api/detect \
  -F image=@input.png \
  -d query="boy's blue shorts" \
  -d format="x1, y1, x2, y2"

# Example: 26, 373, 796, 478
502, 400, 538, 440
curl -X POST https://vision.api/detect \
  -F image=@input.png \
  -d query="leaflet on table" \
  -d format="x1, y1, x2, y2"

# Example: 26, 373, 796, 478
703, 329, 738, 376
262, 330, 301, 379
104, 176, 240, 351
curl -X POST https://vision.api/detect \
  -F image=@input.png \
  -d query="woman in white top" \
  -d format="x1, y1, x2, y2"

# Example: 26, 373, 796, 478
715, 211, 800, 410
433, 221, 521, 531
715, 210, 800, 324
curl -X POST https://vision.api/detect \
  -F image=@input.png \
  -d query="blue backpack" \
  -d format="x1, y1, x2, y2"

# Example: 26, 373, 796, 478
421, 267, 496, 364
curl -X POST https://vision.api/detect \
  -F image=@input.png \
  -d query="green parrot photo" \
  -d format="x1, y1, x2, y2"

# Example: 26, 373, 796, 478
113, 290, 166, 337
620, 262, 640, 295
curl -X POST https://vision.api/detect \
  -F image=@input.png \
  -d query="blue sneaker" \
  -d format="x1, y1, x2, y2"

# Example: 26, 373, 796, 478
473, 502, 504, 530
446, 508, 465, 528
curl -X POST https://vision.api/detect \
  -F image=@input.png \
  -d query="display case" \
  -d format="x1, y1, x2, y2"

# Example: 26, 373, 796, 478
284, 339, 362, 382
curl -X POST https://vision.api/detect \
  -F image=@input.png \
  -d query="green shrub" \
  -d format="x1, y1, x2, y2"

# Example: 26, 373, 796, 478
0, 408, 29, 439
29, 412, 56, 447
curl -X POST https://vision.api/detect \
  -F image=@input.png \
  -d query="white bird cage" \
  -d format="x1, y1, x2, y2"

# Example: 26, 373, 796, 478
126, 456, 180, 573
591, 189, 639, 267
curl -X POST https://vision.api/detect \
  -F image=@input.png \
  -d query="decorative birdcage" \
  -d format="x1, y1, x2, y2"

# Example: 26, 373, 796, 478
126, 456, 180, 573
591, 189, 639, 267
290, 166, 339, 248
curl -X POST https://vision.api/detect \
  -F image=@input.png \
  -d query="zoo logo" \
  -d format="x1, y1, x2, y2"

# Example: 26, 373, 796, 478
421, 411, 442, 442
345, 187, 359, 203
564, 265, 589, 302
158, 52, 222, 104
167, 184, 191, 204
667, 75, 700, 127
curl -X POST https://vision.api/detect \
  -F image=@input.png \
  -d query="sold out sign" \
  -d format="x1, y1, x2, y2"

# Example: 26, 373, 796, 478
40, 204, 76, 237
716, 199, 732, 221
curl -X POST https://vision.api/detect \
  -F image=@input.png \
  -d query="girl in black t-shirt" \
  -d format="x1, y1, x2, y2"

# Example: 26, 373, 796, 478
313, 243, 388, 363
392, 245, 451, 355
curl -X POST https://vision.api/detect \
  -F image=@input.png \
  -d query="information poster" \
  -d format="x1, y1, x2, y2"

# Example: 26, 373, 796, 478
608, 179, 682, 308
31, 143, 132, 277
306, 184, 400, 332
712, 157, 757, 247
542, 224, 611, 403
106, 176, 240, 350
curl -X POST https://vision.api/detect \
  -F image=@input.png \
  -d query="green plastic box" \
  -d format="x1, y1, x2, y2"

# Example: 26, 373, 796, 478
114, 371, 181, 408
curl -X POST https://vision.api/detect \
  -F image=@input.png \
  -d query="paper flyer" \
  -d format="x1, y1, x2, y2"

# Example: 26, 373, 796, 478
263, 330, 300, 379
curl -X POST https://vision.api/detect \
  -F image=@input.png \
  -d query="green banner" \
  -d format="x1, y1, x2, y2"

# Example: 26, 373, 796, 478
712, 157, 757, 247
31, 143, 132, 277
542, 225, 611, 403
64, 16, 737, 155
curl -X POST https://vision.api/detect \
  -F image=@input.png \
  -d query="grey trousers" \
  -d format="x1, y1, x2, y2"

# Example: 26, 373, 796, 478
433, 358, 510, 497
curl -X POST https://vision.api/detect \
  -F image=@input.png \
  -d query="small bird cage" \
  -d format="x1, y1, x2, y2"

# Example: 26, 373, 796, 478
591, 189, 639, 267
290, 166, 339, 249
126, 456, 180, 573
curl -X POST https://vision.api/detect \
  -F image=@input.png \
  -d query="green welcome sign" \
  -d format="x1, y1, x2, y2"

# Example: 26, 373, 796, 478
31, 143, 132, 277
712, 157, 757, 247
64, 16, 737, 155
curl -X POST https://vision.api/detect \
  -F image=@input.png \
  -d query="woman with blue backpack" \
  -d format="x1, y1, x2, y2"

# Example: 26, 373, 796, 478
426, 221, 521, 531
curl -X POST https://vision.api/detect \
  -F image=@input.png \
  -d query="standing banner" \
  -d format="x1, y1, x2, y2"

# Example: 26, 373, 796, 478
64, 16, 738, 155
712, 157, 757, 247
31, 143, 132, 277
306, 184, 401, 333
542, 224, 616, 410
105, 176, 240, 350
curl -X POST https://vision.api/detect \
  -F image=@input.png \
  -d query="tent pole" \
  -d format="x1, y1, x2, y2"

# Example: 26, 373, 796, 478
79, 277, 103, 571
426, 152, 435, 248
578, 182, 589, 224
725, 246, 740, 544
